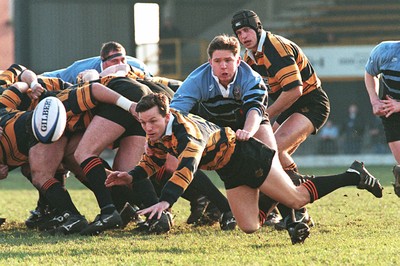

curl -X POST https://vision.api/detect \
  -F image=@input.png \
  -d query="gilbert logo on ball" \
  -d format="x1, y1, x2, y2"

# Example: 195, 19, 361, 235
32, 96, 67, 143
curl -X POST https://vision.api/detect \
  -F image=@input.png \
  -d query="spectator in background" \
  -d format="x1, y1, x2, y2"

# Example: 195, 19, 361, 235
341, 103, 365, 154
159, 17, 182, 75
307, 26, 336, 45
317, 119, 339, 154
368, 116, 388, 154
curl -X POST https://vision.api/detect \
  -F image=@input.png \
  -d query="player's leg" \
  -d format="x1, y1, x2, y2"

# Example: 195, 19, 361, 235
112, 135, 145, 171
62, 132, 91, 188
253, 123, 282, 226
226, 185, 260, 233
29, 136, 88, 234
388, 141, 400, 196
112, 135, 163, 230
254, 123, 278, 150
379, 114, 400, 196
272, 113, 314, 171
272, 114, 316, 229
159, 155, 235, 230
74, 116, 125, 235
258, 155, 383, 243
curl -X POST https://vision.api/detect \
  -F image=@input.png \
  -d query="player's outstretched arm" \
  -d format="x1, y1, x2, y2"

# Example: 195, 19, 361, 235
91, 83, 137, 118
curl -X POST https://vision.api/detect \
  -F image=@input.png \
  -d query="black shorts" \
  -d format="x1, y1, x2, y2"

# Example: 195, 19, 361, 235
275, 87, 330, 134
381, 113, 400, 142
95, 77, 151, 138
216, 138, 275, 190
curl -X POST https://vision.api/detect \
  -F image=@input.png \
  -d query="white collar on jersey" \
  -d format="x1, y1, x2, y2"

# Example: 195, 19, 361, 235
246, 30, 266, 62
164, 114, 175, 136
211, 67, 239, 98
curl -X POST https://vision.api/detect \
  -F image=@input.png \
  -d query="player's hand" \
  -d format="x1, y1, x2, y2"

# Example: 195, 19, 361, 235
371, 99, 386, 116
105, 171, 133, 187
137, 201, 170, 220
28, 82, 46, 100
235, 129, 252, 141
0, 164, 9, 180
129, 102, 139, 120
78, 69, 100, 82
381, 95, 400, 117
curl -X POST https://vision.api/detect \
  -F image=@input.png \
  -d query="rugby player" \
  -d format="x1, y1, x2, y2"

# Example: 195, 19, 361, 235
106, 93, 383, 244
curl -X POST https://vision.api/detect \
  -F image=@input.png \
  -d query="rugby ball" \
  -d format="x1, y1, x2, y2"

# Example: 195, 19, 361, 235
32, 96, 67, 143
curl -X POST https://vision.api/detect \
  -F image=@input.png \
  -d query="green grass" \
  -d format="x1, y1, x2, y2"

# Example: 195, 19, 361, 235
0, 165, 399, 265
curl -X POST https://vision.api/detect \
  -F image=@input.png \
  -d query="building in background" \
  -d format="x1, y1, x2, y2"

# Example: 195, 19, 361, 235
0, 0, 14, 69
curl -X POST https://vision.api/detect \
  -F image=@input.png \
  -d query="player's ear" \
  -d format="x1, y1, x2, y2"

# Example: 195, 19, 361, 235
165, 112, 171, 122
237, 56, 241, 65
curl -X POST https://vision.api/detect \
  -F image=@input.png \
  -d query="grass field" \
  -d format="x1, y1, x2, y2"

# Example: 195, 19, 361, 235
0, 164, 399, 265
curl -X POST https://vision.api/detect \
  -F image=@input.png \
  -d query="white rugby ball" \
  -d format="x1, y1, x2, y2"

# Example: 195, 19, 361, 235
32, 96, 67, 143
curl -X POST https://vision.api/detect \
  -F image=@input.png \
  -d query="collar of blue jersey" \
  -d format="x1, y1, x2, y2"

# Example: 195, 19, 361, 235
164, 113, 175, 136
246, 30, 266, 62
211, 67, 239, 97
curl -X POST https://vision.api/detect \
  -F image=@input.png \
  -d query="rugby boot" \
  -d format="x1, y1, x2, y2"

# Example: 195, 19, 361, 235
347, 160, 383, 198
119, 202, 143, 228
219, 211, 237, 231
392, 165, 400, 197
80, 210, 123, 236
48, 213, 88, 235
186, 196, 210, 224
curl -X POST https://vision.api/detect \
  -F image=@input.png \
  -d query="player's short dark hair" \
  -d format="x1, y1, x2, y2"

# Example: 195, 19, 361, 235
136, 93, 170, 117
100, 41, 126, 60
207, 34, 240, 59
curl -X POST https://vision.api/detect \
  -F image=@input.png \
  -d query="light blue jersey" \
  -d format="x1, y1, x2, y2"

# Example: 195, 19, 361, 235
170, 61, 267, 129
42, 56, 151, 84
365, 41, 400, 97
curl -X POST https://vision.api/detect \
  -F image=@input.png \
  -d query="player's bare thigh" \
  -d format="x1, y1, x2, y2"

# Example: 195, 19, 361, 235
253, 123, 278, 150
273, 113, 314, 153
113, 135, 146, 171
258, 158, 310, 209
74, 116, 125, 163
226, 185, 260, 234
62, 132, 86, 179
29, 136, 68, 188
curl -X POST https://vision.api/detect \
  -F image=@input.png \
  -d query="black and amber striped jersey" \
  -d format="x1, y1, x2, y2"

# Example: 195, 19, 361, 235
0, 64, 71, 92
0, 64, 27, 89
37, 76, 71, 92
0, 108, 32, 167
128, 109, 237, 205
244, 31, 321, 101
0, 82, 99, 166
0, 83, 97, 133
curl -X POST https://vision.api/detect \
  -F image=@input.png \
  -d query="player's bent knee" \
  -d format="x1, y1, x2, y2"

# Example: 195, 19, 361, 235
236, 220, 260, 234
239, 225, 259, 234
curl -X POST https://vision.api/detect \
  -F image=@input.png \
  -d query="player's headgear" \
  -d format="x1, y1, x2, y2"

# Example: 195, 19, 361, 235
231, 10, 263, 40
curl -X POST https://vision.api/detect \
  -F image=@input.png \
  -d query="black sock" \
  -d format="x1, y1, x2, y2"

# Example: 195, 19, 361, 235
54, 171, 66, 187
41, 178, 80, 215
80, 156, 115, 214
110, 185, 135, 212
190, 170, 231, 213
181, 184, 203, 206
302, 172, 359, 202
258, 193, 277, 215
132, 178, 159, 209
